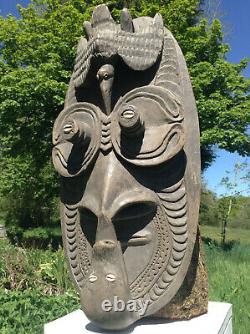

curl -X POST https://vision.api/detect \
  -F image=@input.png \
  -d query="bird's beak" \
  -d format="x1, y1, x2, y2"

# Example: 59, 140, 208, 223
100, 77, 114, 115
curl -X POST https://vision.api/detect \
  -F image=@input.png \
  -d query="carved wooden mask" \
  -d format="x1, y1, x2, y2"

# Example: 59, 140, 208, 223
52, 5, 200, 330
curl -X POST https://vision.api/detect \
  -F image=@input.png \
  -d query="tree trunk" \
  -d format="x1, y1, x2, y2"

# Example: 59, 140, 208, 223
221, 197, 232, 248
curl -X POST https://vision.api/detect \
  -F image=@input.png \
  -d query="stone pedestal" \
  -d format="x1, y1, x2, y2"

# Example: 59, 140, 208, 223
44, 302, 232, 334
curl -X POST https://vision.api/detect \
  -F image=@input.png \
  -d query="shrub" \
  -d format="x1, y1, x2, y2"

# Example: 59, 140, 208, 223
0, 289, 79, 334
0, 239, 79, 333
6, 226, 62, 249
0, 239, 72, 294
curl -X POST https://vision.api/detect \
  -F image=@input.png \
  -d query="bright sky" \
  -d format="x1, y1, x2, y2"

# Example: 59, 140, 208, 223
0, 0, 29, 16
0, 0, 249, 196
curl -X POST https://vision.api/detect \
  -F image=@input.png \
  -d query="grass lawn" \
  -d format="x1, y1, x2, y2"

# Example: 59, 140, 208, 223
201, 224, 250, 334
205, 243, 250, 334
200, 224, 250, 245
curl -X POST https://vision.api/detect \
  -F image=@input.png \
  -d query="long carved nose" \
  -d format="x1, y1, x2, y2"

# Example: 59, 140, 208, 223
81, 150, 158, 221
80, 151, 157, 329
80, 222, 138, 329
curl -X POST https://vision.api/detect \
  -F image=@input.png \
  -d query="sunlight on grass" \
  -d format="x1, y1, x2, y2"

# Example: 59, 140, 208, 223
201, 225, 250, 245
202, 226, 250, 334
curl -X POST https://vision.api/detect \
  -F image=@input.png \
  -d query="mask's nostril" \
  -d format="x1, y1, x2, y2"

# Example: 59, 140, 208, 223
89, 274, 98, 283
93, 240, 116, 250
93, 240, 117, 258
106, 273, 116, 282
103, 240, 116, 246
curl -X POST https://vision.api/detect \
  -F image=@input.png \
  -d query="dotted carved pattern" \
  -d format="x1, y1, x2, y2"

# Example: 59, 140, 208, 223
130, 206, 171, 299
63, 203, 90, 289
131, 178, 188, 305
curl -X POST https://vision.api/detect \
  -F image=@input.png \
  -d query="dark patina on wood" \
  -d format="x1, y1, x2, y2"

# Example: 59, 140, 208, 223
52, 5, 208, 330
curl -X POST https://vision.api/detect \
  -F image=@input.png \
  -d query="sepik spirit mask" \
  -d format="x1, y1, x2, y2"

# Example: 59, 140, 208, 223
52, 5, 202, 330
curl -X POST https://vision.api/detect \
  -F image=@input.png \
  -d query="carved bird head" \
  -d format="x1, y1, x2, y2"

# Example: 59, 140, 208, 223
96, 64, 114, 82
97, 64, 115, 115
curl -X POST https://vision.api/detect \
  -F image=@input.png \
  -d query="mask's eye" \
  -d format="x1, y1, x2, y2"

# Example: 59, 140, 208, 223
103, 73, 109, 80
62, 119, 90, 145
118, 106, 144, 137
111, 86, 184, 166
52, 103, 101, 177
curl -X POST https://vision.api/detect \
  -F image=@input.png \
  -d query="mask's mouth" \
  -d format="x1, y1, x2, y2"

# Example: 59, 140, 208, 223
120, 231, 152, 247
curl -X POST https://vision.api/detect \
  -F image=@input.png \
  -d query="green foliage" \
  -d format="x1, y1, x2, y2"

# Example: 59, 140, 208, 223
205, 242, 250, 334
0, 238, 79, 333
201, 224, 250, 245
202, 224, 250, 334
199, 182, 219, 226
218, 162, 250, 246
0, 239, 72, 293
200, 162, 250, 248
0, 156, 59, 230
229, 196, 250, 229
0, 289, 79, 334
7, 225, 62, 249
0, 0, 249, 230
185, 22, 250, 166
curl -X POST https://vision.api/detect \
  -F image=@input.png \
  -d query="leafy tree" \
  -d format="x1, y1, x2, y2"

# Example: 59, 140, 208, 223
199, 181, 219, 226
218, 161, 250, 247
0, 0, 249, 229
228, 195, 250, 230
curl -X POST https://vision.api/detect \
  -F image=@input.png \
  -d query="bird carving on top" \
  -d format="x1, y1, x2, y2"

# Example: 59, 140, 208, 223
72, 5, 164, 88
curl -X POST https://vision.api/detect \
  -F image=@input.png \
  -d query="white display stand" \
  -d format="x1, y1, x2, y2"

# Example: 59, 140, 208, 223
44, 301, 232, 334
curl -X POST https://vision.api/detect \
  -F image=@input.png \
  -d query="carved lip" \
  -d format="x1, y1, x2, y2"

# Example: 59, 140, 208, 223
120, 231, 152, 247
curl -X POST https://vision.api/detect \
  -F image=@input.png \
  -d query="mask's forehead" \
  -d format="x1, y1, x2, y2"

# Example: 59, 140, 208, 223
52, 4, 202, 330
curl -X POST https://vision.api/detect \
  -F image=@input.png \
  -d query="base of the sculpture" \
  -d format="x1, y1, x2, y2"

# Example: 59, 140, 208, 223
44, 302, 232, 334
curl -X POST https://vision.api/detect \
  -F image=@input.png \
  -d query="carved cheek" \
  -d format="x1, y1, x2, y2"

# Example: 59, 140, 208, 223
113, 209, 157, 285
